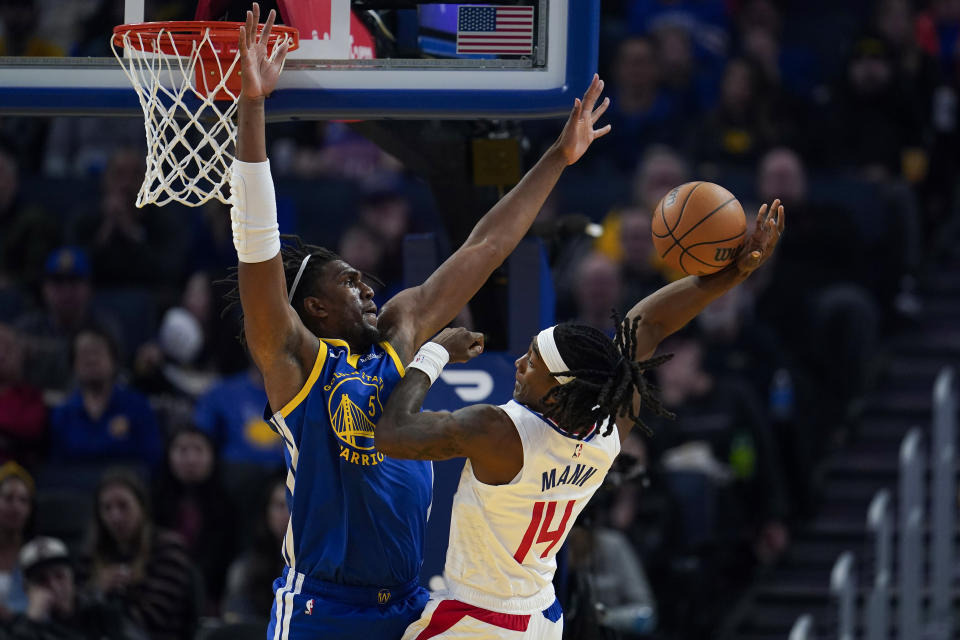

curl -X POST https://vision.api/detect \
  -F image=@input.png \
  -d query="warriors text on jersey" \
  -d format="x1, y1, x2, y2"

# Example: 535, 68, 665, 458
267, 338, 433, 587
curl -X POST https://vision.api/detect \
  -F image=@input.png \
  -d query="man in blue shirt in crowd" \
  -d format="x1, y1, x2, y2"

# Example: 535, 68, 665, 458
50, 325, 161, 470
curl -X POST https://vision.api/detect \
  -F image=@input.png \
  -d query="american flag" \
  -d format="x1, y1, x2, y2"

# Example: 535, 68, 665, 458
456, 5, 534, 55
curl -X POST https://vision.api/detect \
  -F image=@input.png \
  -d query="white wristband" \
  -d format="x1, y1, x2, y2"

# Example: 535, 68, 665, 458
230, 159, 281, 263
407, 342, 450, 386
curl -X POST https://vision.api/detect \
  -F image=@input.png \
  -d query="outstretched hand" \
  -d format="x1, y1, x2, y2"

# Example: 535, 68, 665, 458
238, 3, 292, 100
555, 74, 612, 166
432, 328, 485, 364
736, 198, 785, 274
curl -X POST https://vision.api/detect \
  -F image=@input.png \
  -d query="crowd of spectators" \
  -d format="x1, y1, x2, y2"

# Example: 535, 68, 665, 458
1, 1, 959, 639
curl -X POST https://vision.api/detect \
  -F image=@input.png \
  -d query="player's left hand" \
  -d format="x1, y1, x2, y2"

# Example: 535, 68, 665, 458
736, 198, 784, 275
238, 3, 292, 100
433, 328, 485, 364
555, 74, 612, 166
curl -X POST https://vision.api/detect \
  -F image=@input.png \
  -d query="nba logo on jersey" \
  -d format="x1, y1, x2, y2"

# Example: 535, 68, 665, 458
573, 442, 583, 458
305, 599, 314, 616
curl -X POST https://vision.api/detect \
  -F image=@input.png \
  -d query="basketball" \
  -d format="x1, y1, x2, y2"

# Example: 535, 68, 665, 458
650, 181, 747, 276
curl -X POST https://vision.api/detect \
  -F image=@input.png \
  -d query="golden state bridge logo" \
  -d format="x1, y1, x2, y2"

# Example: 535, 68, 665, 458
325, 371, 386, 467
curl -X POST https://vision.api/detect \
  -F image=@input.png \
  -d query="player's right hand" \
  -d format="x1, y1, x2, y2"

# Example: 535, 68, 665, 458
238, 3, 292, 100
432, 328, 485, 364
736, 198, 785, 275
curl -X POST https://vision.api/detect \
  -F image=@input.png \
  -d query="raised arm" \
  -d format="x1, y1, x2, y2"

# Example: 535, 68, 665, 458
628, 199, 785, 360
379, 76, 612, 359
232, 5, 313, 410
376, 328, 524, 485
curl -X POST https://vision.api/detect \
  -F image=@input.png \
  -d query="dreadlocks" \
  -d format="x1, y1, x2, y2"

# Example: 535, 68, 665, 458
219, 234, 342, 346
540, 312, 674, 438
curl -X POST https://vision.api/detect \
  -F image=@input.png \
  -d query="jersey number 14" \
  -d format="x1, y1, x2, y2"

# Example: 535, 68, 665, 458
513, 500, 576, 564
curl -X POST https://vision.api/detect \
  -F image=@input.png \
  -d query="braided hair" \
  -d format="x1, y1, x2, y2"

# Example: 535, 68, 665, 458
220, 234, 342, 346
540, 313, 674, 438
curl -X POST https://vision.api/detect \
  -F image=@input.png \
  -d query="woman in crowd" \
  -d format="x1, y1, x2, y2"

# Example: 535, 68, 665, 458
88, 468, 198, 640
222, 474, 288, 625
153, 426, 238, 613
0, 462, 34, 620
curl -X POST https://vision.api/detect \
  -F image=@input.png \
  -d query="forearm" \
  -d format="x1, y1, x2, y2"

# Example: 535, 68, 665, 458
237, 97, 267, 162
464, 145, 567, 255
377, 370, 432, 447
628, 267, 748, 357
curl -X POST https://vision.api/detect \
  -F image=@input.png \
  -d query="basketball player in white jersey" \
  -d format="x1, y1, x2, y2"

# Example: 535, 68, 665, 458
375, 198, 785, 639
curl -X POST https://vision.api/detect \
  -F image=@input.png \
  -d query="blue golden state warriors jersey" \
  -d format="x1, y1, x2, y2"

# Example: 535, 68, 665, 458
267, 338, 433, 588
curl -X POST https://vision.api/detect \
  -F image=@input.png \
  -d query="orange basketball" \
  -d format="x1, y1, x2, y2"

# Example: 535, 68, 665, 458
650, 181, 747, 276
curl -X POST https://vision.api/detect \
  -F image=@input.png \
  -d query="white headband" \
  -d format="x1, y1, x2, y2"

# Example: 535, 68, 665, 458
288, 254, 312, 303
536, 325, 574, 384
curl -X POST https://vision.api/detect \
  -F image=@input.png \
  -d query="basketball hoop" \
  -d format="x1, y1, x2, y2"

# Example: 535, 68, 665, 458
111, 21, 299, 207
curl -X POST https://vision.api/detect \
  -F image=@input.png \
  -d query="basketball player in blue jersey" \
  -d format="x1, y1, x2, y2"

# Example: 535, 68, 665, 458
226, 5, 612, 640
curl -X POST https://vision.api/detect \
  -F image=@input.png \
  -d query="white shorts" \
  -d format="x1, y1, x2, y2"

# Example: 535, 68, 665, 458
401, 595, 563, 640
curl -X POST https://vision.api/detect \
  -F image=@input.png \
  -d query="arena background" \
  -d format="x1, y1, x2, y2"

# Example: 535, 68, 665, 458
0, 1, 959, 639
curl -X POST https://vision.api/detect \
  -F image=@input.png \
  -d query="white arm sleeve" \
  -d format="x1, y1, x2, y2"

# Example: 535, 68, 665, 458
230, 159, 281, 263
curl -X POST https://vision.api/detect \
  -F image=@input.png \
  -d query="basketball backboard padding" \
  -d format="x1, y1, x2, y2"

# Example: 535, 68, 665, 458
0, 1, 599, 120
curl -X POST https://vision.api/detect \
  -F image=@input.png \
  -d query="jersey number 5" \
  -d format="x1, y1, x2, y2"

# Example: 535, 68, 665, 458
513, 500, 576, 564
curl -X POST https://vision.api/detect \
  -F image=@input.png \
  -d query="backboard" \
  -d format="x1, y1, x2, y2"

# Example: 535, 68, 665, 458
0, 1, 599, 120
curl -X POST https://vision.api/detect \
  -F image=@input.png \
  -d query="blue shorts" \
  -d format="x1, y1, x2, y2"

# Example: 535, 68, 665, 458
266, 567, 429, 640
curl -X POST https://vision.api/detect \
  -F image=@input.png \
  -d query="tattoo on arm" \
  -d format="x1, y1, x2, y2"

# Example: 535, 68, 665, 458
376, 370, 496, 461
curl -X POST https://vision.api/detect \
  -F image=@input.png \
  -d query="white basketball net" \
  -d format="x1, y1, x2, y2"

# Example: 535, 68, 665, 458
111, 27, 242, 208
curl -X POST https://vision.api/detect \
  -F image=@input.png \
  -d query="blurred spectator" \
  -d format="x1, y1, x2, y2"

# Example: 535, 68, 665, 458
652, 336, 789, 565
627, 0, 730, 62
188, 202, 236, 277
193, 365, 283, 469
696, 286, 784, 398
88, 469, 198, 640
818, 34, 926, 182
693, 57, 777, 168
0, 462, 34, 620
0, 147, 61, 288
753, 148, 881, 423
572, 252, 623, 333
602, 36, 684, 169
618, 210, 669, 307
152, 427, 238, 612
567, 506, 658, 638
35, 0, 102, 54
71, 149, 184, 288
222, 475, 287, 624
134, 304, 218, 429
357, 177, 414, 288
0, 0, 64, 56
15, 247, 124, 393
596, 145, 689, 266
737, 0, 819, 98
876, 0, 941, 109
652, 24, 719, 115
181, 268, 247, 375
337, 224, 388, 290
49, 326, 162, 469
70, 0, 124, 57
6, 536, 142, 640
916, 0, 960, 78
0, 323, 47, 466
43, 118, 145, 178
753, 147, 866, 302
272, 121, 401, 180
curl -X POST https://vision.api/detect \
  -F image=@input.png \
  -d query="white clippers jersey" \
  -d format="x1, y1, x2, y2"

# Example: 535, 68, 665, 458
443, 400, 620, 614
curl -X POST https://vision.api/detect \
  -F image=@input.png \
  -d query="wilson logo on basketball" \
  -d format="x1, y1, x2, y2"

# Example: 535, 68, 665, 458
714, 247, 737, 262
665, 187, 680, 207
